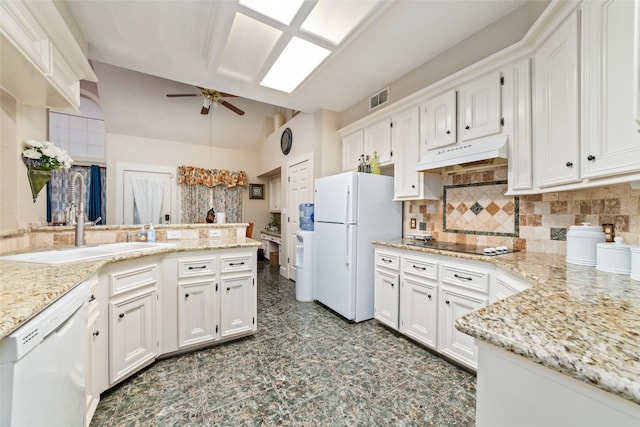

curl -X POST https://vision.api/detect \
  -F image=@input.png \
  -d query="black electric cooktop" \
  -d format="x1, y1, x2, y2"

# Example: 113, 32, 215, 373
404, 240, 518, 256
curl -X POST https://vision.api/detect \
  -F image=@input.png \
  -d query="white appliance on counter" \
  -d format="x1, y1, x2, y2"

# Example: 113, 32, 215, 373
313, 171, 401, 322
0, 281, 89, 426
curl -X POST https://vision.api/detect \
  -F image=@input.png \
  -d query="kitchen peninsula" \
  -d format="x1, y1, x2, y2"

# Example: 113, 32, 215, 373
374, 240, 640, 426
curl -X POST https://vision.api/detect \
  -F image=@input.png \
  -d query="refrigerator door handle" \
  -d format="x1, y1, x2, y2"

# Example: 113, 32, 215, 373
345, 224, 351, 265
345, 184, 351, 223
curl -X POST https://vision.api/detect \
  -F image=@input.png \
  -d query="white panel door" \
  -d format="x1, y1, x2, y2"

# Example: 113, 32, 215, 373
286, 156, 313, 280
374, 269, 399, 329
400, 277, 438, 350
178, 280, 216, 348
534, 11, 580, 188
123, 170, 172, 225
342, 130, 364, 171
458, 72, 502, 142
582, 0, 640, 178
421, 90, 456, 152
220, 273, 255, 338
364, 119, 392, 164
393, 107, 421, 199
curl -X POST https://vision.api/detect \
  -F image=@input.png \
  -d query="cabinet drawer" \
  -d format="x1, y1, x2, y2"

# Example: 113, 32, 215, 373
403, 256, 438, 281
375, 251, 400, 271
221, 255, 252, 273
441, 264, 490, 294
110, 264, 157, 296
178, 257, 216, 279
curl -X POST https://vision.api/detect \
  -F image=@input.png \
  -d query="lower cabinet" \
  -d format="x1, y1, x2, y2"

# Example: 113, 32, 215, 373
178, 279, 217, 347
220, 273, 255, 338
439, 288, 487, 369
109, 290, 157, 385
374, 246, 527, 371
400, 277, 438, 350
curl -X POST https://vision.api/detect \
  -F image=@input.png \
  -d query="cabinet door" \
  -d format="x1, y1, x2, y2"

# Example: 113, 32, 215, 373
534, 11, 580, 188
393, 107, 421, 199
220, 273, 256, 338
439, 288, 487, 369
374, 268, 400, 329
342, 130, 364, 171
269, 176, 281, 211
421, 90, 457, 152
458, 72, 502, 141
109, 291, 157, 385
178, 280, 217, 348
364, 119, 392, 164
582, 0, 640, 178
400, 277, 438, 350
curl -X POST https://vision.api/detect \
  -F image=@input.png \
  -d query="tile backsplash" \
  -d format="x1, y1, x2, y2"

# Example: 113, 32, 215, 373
405, 165, 640, 254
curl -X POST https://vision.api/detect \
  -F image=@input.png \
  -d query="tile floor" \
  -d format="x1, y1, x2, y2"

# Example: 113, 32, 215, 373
91, 261, 476, 426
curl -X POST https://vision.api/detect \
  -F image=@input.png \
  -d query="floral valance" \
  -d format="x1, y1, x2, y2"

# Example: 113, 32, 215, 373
178, 166, 248, 188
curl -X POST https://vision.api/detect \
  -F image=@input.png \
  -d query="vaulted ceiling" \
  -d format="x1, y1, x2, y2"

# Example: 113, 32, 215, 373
67, 0, 529, 114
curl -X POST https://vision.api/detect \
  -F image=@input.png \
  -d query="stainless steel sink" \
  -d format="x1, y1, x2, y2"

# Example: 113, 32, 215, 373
0, 242, 176, 265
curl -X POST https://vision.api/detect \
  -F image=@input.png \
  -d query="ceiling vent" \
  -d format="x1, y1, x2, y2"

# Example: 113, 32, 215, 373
369, 88, 389, 110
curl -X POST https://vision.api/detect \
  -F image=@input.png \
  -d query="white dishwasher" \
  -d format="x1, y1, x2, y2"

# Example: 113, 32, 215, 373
0, 281, 89, 427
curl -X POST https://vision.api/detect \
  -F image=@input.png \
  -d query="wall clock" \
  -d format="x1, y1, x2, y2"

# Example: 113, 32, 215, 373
280, 128, 292, 155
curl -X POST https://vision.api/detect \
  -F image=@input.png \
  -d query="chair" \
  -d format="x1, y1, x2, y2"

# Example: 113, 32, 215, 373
246, 222, 254, 238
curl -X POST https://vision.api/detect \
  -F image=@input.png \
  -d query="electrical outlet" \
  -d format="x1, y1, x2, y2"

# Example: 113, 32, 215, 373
209, 229, 222, 237
166, 230, 182, 239
410, 218, 417, 229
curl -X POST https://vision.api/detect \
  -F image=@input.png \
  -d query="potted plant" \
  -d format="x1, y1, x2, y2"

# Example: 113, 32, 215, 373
22, 139, 73, 202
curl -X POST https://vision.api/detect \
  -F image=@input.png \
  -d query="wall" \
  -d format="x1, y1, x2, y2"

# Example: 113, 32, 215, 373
404, 165, 640, 255
341, 1, 549, 127
0, 90, 49, 230
106, 132, 268, 234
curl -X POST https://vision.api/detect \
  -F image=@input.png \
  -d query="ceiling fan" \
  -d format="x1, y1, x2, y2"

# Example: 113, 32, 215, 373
166, 87, 245, 115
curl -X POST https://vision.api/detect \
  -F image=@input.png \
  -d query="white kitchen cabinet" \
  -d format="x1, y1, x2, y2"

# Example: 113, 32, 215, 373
457, 72, 502, 142
421, 90, 457, 151
439, 288, 487, 370
220, 273, 256, 338
490, 269, 531, 304
364, 119, 393, 165
392, 106, 441, 201
374, 249, 400, 329
342, 130, 364, 172
268, 176, 282, 212
400, 254, 439, 350
581, 0, 640, 179
178, 280, 217, 347
85, 273, 104, 427
219, 252, 256, 339
104, 258, 160, 386
534, 11, 581, 188
109, 290, 157, 385
503, 59, 533, 192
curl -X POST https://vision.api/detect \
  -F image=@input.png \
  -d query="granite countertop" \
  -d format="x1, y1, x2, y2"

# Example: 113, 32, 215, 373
260, 230, 281, 238
373, 240, 640, 405
0, 237, 260, 340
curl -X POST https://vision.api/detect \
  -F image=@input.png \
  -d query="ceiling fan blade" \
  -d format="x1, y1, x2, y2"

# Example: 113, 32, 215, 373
220, 100, 245, 115
200, 105, 211, 115
167, 94, 200, 97
218, 92, 237, 98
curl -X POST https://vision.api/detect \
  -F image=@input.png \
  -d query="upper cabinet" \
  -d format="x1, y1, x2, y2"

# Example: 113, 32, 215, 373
364, 119, 393, 165
457, 72, 502, 142
392, 106, 440, 201
341, 119, 393, 172
533, 10, 580, 188
268, 176, 281, 212
581, 0, 640, 178
0, 0, 97, 109
421, 72, 502, 157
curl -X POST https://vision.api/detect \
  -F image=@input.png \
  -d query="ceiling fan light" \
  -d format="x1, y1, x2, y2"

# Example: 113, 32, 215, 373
203, 98, 213, 108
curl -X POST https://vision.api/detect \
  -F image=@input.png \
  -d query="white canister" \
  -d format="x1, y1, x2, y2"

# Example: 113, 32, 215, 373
566, 223, 606, 266
216, 212, 225, 224
631, 246, 640, 281
596, 242, 631, 275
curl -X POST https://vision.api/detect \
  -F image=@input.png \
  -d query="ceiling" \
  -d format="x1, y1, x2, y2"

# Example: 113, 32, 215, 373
66, 0, 528, 114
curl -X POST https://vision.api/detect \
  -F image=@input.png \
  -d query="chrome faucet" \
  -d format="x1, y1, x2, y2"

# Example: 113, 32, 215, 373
70, 172, 102, 246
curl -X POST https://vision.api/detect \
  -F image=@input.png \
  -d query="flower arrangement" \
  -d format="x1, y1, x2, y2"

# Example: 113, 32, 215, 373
22, 139, 73, 170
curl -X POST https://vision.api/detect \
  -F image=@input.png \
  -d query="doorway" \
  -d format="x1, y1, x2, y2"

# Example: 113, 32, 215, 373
286, 154, 313, 280
116, 163, 175, 225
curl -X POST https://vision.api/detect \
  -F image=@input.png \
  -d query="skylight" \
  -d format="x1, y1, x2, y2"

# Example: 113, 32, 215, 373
300, 0, 378, 45
260, 37, 330, 93
239, 0, 304, 25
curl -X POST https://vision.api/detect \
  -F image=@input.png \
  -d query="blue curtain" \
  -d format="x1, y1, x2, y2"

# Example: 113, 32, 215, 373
89, 165, 102, 224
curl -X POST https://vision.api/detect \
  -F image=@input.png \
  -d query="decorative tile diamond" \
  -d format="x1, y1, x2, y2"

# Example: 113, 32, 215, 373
443, 180, 519, 237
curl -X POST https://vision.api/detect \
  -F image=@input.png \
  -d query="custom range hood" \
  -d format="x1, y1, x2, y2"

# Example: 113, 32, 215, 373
416, 134, 508, 172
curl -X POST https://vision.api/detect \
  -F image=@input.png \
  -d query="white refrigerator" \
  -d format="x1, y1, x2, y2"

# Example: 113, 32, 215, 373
313, 171, 402, 322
